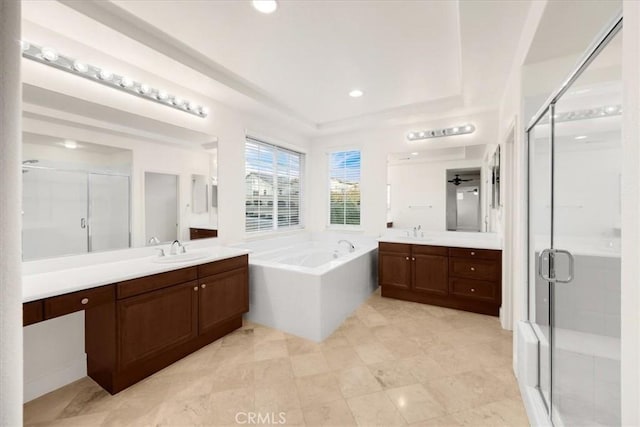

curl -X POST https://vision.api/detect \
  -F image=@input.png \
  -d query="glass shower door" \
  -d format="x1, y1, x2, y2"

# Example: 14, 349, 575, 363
550, 29, 622, 427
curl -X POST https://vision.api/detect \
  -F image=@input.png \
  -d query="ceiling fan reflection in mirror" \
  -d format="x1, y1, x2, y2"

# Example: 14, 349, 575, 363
448, 174, 472, 186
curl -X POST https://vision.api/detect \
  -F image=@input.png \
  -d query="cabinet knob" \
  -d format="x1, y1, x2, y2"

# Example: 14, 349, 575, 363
470, 267, 475, 271
412, 257, 416, 261
471, 251, 476, 256
471, 288, 476, 292
406, 257, 410, 260
194, 287, 198, 291
201, 284, 207, 289
81, 298, 89, 305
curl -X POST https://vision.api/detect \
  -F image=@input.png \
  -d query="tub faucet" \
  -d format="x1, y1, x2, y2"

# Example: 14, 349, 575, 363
338, 239, 355, 253
170, 239, 186, 255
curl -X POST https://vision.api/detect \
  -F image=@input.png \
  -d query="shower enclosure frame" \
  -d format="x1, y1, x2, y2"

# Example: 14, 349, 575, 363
22, 164, 132, 257
525, 12, 623, 425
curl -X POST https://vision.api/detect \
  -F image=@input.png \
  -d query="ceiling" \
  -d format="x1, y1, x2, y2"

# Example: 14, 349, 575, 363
24, 0, 534, 133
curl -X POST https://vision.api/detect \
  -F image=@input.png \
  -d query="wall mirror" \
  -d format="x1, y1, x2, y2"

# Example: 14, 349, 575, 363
387, 144, 492, 232
22, 89, 219, 261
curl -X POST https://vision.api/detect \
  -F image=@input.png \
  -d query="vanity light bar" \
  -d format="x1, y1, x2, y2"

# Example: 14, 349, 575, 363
545, 104, 622, 124
21, 41, 209, 118
407, 124, 475, 141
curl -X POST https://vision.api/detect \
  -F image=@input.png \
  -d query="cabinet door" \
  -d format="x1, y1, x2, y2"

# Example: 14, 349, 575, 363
199, 267, 248, 334
118, 281, 198, 369
379, 252, 411, 289
413, 254, 448, 296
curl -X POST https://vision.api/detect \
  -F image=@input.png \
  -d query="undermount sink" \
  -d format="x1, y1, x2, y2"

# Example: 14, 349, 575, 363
152, 251, 208, 264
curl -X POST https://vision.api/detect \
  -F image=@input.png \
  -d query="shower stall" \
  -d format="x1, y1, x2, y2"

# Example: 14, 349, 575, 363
526, 16, 622, 426
22, 164, 131, 260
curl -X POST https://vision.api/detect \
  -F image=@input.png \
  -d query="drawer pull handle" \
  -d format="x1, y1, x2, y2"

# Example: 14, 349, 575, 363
194, 287, 198, 292
471, 288, 476, 292
201, 284, 207, 289
81, 298, 89, 305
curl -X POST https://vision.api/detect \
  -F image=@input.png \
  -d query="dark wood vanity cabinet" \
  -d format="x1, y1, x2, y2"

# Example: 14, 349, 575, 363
189, 227, 218, 240
380, 242, 501, 316
24, 254, 249, 394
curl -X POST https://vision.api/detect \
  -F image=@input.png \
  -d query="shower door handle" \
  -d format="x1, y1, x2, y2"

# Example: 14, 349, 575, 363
537, 249, 552, 281
537, 248, 575, 284
80, 218, 86, 229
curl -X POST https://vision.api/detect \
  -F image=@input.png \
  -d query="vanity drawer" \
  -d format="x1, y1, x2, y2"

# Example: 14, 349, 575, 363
412, 245, 448, 256
117, 267, 198, 299
198, 255, 248, 278
23, 300, 44, 326
379, 242, 411, 254
190, 228, 218, 240
450, 278, 497, 302
449, 247, 500, 261
449, 258, 499, 281
45, 285, 115, 319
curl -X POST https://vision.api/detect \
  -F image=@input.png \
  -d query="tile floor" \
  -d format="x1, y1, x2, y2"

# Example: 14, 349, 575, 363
24, 289, 528, 426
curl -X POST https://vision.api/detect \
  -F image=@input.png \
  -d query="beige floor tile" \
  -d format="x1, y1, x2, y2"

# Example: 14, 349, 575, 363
254, 339, 289, 361
347, 391, 407, 426
450, 398, 529, 426
291, 352, 331, 377
24, 292, 525, 427
354, 342, 396, 365
386, 384, 447, 423
368, 360, 419, 389
286, 335, 323, 355
255, 379, 301, 412
323, 346, 365, 370
254, 357, 295, 386
335, 366, 383, 398
423, 369, 512, 413
295, 373, 344, 408
303, 398, 357, 426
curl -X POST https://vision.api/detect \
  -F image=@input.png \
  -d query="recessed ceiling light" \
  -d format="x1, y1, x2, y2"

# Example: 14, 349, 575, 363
63, 140, 78, 149
575, 135, 588, 140
253, 0, 277, 14
349, 89, 363, 98
411, 152, 419, 156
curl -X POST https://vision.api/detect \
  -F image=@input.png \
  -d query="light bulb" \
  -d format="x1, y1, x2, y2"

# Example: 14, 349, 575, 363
187, 102, 197, 111
73, 60, 88, 73
41, 47, 58, 62
463, 125, 473, 132
418, 132, 425, 137
349, 89, 363, 98
138, 84, 151, 94
408, 132, 415, 139
156, 90, 168, 100
452, 127, 459, 133
252, 0, 278, 14
200, 106, 209, 116
98, 69, 113, 80
172, 97, 184, 107
120, 76, 134, 88
63, 140, 78, 149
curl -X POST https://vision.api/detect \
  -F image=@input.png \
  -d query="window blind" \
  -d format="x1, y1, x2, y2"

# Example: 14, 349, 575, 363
245, 137, 303, 233
329, 150, 361, 226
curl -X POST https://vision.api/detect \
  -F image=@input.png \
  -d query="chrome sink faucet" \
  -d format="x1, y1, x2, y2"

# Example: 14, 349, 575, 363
338, 239, 355, 252
170, 239, 186, 255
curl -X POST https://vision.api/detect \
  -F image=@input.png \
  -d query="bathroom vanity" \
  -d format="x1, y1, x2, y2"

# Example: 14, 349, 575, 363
378, 237, 502, 316
22, 250, 248, 394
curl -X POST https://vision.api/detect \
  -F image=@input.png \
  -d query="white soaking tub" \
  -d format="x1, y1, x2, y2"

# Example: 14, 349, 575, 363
238, 233, 378, 342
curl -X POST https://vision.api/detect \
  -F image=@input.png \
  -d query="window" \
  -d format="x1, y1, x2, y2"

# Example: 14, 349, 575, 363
329, 150, 361, 226
245, 137, 303, 233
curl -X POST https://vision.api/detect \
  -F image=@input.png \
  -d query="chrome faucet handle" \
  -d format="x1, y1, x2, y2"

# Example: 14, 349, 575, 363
148, 236, 160, 245
155, 248, 166, 257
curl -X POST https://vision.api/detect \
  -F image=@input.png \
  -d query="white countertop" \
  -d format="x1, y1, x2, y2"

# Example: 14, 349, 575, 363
23, 246, 249, 303
378, 231, 502, 250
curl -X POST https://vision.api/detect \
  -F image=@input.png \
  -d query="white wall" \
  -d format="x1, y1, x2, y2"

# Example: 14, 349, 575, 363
0, 1, 23, 424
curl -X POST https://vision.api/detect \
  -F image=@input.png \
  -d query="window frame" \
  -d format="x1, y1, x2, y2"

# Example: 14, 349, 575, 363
327, 148, 362, 230
245, 136, 305, 235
